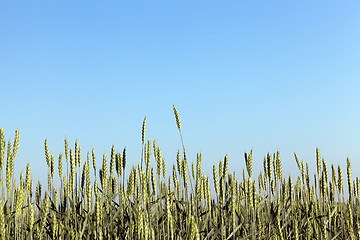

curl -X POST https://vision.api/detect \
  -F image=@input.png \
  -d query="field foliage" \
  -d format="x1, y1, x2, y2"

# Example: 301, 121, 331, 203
0, 105, 359, 239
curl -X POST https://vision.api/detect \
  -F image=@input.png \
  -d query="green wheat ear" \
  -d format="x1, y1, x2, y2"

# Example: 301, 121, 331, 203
0, 128, 5, 172
0, 198, 5, 239
173, 104, 181, 131
44, 139, 50, 167
142, 117, 146, 145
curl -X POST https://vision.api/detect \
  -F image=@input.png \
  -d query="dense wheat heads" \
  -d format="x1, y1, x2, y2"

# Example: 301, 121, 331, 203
1, 107, 360, 239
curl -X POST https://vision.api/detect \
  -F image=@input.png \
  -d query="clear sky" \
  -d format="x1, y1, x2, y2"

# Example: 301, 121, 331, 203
1, 1, 360, 188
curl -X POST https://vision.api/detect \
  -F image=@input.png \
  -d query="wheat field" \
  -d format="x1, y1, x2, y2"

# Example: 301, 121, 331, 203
0, 105, 359, 239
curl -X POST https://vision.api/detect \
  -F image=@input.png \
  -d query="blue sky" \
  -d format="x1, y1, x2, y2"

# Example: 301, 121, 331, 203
1, 1, 360, 188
